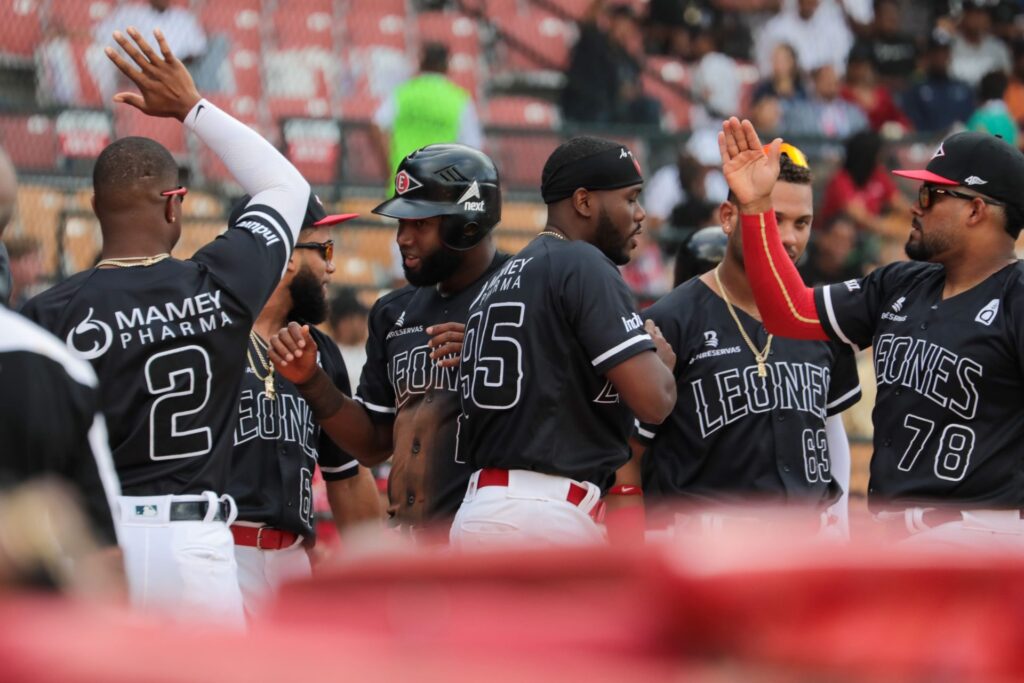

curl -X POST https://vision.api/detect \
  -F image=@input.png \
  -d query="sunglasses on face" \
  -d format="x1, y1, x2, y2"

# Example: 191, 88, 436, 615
161, 186, 188, 206
294, 239, 334, 262
762, 142, 810, 169
917, 185, 1005, 210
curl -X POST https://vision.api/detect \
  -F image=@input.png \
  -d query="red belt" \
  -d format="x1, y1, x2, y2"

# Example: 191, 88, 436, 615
231, 525, 300, 550
476, 468, 605, 521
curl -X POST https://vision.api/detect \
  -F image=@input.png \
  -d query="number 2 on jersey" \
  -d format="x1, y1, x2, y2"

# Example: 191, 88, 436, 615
145, 345, 213, 460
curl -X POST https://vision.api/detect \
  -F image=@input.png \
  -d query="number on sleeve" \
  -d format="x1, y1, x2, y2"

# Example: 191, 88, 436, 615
145, 345, 213, 461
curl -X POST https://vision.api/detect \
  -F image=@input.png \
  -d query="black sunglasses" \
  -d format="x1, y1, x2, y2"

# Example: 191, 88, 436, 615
294, 239, 334, 262
918, 185, 1005, 210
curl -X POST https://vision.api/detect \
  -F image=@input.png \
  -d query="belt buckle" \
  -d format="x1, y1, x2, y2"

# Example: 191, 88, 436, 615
256, 526, 267, 550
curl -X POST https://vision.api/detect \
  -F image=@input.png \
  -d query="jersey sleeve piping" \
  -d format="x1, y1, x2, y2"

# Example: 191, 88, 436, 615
634, 418, 657, 443
353, 395, 396, 414
825, 384, 862, 416
591, 333, 653, 367
820, 285, 861, 351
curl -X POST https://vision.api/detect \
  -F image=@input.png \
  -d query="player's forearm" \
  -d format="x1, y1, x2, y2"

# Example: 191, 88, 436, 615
298, 369, 391, 466
184, 98, 309, 239
326, 469, 383, 531
739, 210, 829, 341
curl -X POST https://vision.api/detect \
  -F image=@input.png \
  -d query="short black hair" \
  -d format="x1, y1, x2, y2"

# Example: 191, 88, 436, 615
328, 287, 368, 328
979, 70, 1009, 101
93, 136, 177, 203
421, 42, 449, 73
541, 136, 623, 191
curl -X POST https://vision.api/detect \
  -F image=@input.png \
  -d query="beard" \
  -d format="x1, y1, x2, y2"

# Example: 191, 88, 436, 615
288, 265, 328, 324
904, 222, 946, 262
594, 207, 633, 266
404, 245, 462, 286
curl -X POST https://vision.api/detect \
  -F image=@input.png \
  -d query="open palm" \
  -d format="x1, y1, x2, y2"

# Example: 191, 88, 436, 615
717, 117, 781, 209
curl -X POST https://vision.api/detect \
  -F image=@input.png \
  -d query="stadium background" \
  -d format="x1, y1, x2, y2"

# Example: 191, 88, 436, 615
3, 0, 1024, 500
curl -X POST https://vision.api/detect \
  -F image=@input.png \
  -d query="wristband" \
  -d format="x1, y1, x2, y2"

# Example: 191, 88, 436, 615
608, 484, 643, 496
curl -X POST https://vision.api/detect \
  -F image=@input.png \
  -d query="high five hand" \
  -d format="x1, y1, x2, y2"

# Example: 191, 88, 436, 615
105, 27, 201, 121
717, 117, 781, 214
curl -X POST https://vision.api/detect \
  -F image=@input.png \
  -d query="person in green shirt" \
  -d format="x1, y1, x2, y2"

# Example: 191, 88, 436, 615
967, 70, 1019, 147
372, 43, 483, 191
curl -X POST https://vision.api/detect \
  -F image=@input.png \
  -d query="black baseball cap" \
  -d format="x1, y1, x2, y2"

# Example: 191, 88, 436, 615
229, 193, 358, 228
892, 131, 1024, 214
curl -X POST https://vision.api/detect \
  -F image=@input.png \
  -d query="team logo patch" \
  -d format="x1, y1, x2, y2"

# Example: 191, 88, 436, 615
891, 297, 906, 313
66, 307, 113, 360
931, 142, 945, 159
976, 298, 1000, 326
395, 170, 423, 195
621, 312, 643, 333
844, 279, 860, 292
964, 175, 988, 186
703, 330, 719, 348
620, 147, 642, 175
394, 310, 406, 328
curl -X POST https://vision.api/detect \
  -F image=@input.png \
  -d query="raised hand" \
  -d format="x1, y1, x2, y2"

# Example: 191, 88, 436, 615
105, 27, 200, 121
717, 117, 781, 214
269, 322, 320, 384
427, 322, 465, 369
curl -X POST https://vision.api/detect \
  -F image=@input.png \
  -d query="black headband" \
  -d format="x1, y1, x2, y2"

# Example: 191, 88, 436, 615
541, 146, 644, 204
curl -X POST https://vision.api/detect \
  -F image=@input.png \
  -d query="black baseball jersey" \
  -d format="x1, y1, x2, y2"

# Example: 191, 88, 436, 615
0, 308, 119, 544
637, 278, 861, 505
814, 260, 1024, 509
357, 252, 510, 524
457, 236, 657, 489
229, 325, 358, 538
22, 202, 295, 496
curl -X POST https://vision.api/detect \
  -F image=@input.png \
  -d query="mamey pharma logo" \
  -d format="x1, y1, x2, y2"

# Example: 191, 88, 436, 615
66, 307, 113, 360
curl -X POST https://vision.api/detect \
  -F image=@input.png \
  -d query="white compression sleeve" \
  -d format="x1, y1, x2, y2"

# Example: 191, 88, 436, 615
824, 413, 852, 540
183, 98, 309, 242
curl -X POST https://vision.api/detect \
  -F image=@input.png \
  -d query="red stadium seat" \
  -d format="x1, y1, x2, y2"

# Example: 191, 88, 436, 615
347, 0, 407, 19
264, 48, 337, 119
484, 96, 559, 129
0, 0, 42, 60
113, 106, 187, 157
283, 118, 343, 186
55, 109, 113, 160
46, 0, 115, 33
200, 0, 262, 51
341, 126, 389, 186
273, 0, 335, 50
643, 57, 692, 132
0, 115, 58, 171
492, 13, 572, 72
485, 133, 558, 189
416, 12, 480, 56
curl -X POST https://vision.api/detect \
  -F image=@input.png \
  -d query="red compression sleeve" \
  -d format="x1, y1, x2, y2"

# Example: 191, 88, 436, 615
740, 211, 829, 341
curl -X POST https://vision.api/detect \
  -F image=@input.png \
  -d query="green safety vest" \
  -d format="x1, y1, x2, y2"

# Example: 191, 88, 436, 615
388, 74, 470, 189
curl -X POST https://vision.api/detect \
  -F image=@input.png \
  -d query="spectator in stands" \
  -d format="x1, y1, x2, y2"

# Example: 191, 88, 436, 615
327, 287, 370, 393
951, 0, 1011, 89
750, 43, 807, 105
0, 148, 14, 305
94, 1, 209, 102
690, 28, 741, 121
898, 30, 975, 134
748, 92, 784, 137
782, 64, 869, 138
840, 43, 912, 133
371, 43, 482, 189
967, 70, 1019, 146
1003, 39, 1024, 125
4, 236, 45, 311
643, 130, 728, 235
667, 154, 719, 233
561, 1, 660, 126
798, 212, 863, 286
819, 130, 910, 263
754, 0, 854, 77
851, 0, 917, 86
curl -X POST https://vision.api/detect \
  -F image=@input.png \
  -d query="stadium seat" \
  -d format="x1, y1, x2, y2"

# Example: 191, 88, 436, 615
55, 109, 112, 161
200, 0, 263, 51
113, 106, 187, 157
283, 118, 343, 186
0, 115, 58, 171
416, 12, 481, 93
485, 133, 558, 190
273, 0, 336, 51
341, 126, 389, 186
642, 58, 693, 132
492, 13, 573, 72
265, 48, 337, 119
45, 0, 115, 33
0, 0, 42, 61
530, 0, 589, 20
483, 96, 559, 129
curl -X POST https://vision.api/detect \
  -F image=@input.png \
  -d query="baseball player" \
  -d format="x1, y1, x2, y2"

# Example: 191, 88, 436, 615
721, 116, 1024, 546
22, 29, 309, 623
449, 136, 677, 549
615, 146, 861, 541
228, 196, 380, 615
269, 144, 510, 532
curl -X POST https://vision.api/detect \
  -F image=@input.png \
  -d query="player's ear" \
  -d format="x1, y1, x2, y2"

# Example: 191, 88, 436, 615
572, 187, 593, 218
719, 201, 737, 236
285, 250, 299, 273
90, 194, 97, 215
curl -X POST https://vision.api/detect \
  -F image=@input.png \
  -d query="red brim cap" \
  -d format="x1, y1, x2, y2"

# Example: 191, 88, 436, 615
891, 169, 958, 185
312, 212, 359, 227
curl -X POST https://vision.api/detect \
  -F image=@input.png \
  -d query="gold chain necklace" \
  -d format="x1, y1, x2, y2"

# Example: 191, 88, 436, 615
714, 266, 773, 378
537, 229, 567, 240
247, 330, 276, 400
96, 253, 171, 268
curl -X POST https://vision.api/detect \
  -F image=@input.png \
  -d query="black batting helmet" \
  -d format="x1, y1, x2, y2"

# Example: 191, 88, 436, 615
674, 225, 727, 287
373, 144, 501, 251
